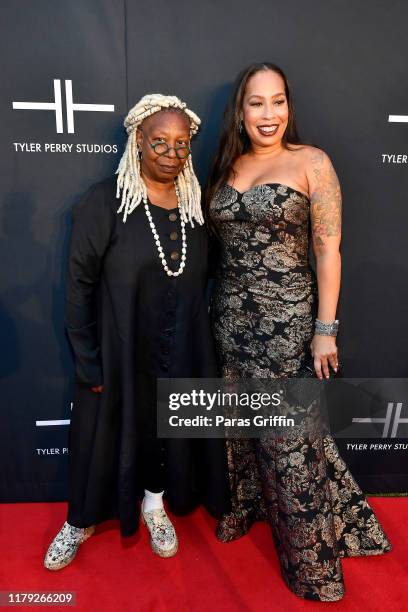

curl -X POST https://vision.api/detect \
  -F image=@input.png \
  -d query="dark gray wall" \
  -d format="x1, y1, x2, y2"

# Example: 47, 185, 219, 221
1, 0, 407, 500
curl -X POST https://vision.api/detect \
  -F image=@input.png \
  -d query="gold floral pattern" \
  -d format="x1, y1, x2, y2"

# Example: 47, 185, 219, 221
209, 183, 392, 602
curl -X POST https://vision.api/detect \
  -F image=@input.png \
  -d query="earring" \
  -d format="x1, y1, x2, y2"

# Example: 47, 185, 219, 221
239, 120, 243, 134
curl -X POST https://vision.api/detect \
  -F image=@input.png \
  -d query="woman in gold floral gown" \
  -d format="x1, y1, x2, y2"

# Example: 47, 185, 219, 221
206, 63, 391, 602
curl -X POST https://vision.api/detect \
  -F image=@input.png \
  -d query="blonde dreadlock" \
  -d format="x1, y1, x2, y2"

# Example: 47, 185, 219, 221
116, 94, 203, 226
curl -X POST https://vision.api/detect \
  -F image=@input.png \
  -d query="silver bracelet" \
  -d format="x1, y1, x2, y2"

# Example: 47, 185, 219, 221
315, 318, 339, 336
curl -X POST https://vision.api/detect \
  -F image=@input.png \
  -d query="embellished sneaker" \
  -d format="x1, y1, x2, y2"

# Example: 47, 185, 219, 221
141, 504, 178, 558
44, 521, 95, 570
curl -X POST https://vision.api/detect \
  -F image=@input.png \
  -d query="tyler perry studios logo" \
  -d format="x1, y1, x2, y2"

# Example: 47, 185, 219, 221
12, 78, 118, 154
36, 402, 72, 428
382, 112, 408, 164
352, 402, 408, 438
34, 402, 73, 457
13, 79, 114, 134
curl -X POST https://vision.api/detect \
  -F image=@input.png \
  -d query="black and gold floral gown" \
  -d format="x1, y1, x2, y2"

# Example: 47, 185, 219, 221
209, 183, 391, 602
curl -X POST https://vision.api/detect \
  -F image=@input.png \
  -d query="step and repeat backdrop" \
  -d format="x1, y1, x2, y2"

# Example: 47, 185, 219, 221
1, 0, 407, 501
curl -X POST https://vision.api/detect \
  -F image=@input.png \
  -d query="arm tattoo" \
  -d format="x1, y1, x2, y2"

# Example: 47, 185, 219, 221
310, 150, 342, 249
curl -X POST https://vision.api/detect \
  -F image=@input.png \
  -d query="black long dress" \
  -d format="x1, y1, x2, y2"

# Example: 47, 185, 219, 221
65, 175, 230, 537
209, 182, 392, 602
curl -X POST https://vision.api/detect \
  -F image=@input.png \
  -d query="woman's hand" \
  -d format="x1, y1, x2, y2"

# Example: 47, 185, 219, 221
310, 335, 338, 380
91, 385, 103, 393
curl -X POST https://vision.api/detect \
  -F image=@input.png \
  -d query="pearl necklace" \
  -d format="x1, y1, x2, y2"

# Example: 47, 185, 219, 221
143, 184, 187, 277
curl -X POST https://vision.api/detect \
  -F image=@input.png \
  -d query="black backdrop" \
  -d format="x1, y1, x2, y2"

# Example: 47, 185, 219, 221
1, 0, 407, 502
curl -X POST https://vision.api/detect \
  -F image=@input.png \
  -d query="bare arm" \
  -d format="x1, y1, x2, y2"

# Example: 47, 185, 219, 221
306, 148, 342, 378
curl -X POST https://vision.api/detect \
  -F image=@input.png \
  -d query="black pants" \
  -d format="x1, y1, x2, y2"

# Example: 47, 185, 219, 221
139, 435, 166, 493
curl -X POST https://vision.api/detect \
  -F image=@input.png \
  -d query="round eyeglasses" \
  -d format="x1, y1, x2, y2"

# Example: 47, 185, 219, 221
148, 139, 191, 159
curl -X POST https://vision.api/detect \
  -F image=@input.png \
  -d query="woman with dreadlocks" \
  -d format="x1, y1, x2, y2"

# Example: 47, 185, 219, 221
44, 94, 230, 570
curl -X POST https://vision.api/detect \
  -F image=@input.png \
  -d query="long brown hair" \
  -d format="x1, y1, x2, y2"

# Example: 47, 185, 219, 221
205, 62, 308, 231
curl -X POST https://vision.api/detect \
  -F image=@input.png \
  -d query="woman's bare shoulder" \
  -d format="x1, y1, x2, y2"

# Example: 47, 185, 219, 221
293, 145, 338, 182
307, 145, 335, 163
289, 143, 328, 159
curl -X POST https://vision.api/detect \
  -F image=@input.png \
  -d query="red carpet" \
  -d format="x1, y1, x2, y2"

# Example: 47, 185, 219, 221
0, 498, 406, 611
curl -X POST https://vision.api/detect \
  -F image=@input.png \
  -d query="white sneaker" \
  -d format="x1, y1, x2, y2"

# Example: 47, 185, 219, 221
44, 521, 95, 570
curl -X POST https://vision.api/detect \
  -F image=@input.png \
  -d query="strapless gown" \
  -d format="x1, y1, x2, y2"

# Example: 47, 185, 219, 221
209, 182, 391, 602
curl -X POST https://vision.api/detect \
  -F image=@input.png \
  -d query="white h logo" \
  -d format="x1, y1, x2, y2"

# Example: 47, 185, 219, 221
36, 402, 73, 427
388, 115, 408, 123
353, 402, 408, 438
12, 79, 115, 134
